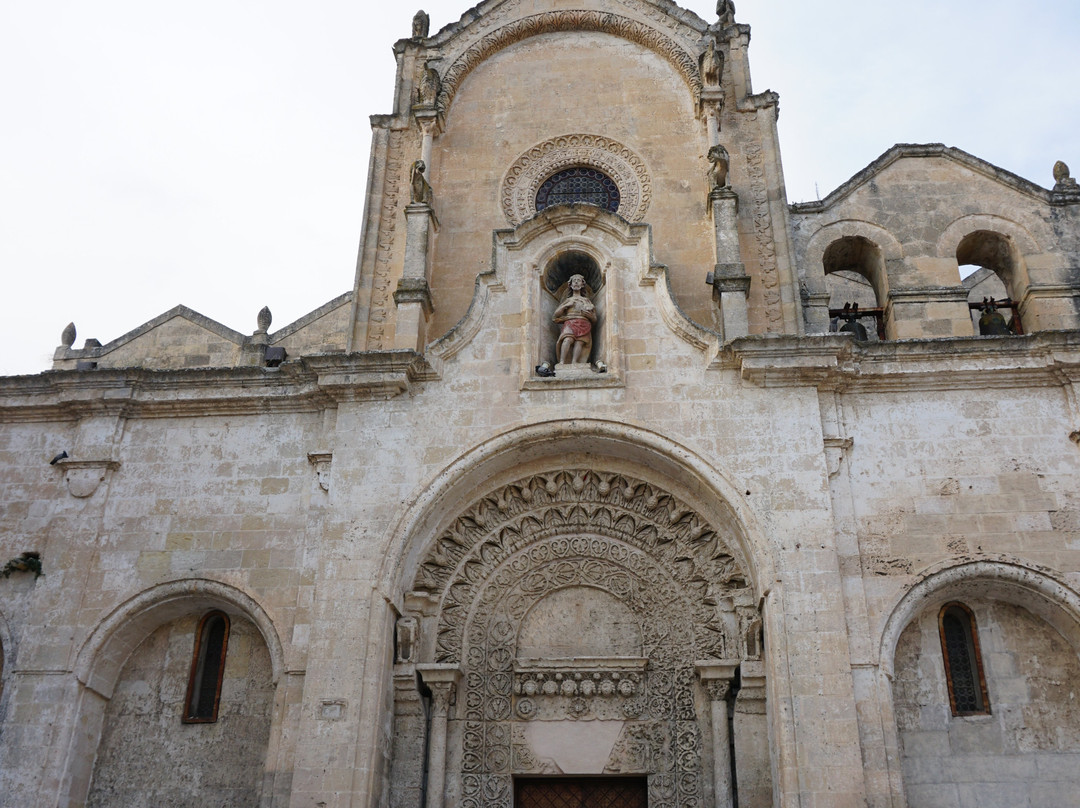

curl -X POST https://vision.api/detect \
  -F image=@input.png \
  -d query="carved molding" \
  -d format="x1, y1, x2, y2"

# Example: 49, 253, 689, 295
436, 11, 702, 116
405, 470, 755, 808
502, 135, 651, 226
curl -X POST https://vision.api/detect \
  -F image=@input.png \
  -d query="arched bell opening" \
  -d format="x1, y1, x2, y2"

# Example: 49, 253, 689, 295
957, 230, 1027, 335
823, 235, 889, 341
387, 467, 773, 808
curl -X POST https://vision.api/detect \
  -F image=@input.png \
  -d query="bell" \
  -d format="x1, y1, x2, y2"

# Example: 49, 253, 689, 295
839, 319, 869, 340
978, 298, 1010, 336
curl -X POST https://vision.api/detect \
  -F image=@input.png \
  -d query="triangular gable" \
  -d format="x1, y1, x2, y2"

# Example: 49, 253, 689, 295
791, 144, 1057, 214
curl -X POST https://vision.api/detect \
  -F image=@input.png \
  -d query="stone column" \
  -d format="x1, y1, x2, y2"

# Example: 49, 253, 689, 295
697, 661, 739, 808
706, 189, 751, 340
394, 202, 437, 351
417, 664, 461, 808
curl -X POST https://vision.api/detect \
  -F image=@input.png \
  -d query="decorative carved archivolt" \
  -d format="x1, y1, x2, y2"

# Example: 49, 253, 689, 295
436, 11, 703, 116
404, 470, 752, 808
502, 135, 651, 226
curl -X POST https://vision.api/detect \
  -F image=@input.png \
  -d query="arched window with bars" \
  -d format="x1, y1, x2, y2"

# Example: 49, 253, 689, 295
938, 602, 990, 716
183, 611, 230, 723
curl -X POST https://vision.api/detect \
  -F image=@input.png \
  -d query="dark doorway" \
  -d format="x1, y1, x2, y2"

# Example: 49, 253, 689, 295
515, 777, 648, 808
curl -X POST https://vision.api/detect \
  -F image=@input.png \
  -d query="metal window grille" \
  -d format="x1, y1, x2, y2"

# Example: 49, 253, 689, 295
536, 168, 620, 214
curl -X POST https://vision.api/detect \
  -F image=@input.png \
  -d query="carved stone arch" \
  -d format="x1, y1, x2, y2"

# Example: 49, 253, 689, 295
936, 213, 1044, 261
380, 420, 773, 600
75, 577, 285, 699
416, 470, 748, 664
502, 134, 652, 226
436, 11, 703, 116
406, 470, 750, 808
803, 219, 904, 305
879, 556, 1080, 679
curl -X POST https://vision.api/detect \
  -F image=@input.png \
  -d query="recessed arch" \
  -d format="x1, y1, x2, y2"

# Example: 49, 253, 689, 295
379, 419, 774, 603
879, 557, 1080, 678
436, 12, 703, 116
75, 578, 285, 699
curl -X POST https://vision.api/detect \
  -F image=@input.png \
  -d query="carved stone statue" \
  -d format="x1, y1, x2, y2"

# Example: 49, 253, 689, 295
708, 144, 730, 190
553, 274, 597, 365
1054, 160, 1079, 191
410, 160, 433, 205
716, 0, 736, 25
417, 62, 440, 106
411, 10, 429, 39
700, 39, 723, 86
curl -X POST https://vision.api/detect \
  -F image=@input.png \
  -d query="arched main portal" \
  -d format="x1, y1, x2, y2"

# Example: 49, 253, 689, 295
389, 462, 772, 808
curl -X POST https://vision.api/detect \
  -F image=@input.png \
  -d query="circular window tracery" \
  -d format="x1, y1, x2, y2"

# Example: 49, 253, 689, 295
535, 167, 620, 214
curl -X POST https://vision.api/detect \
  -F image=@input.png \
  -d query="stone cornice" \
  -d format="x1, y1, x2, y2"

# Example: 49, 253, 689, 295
0, 351, 437, 422
720, 331, 1080, 391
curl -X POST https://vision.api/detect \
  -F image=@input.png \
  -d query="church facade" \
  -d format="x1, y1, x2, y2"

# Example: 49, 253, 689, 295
2, 2, 1080, 807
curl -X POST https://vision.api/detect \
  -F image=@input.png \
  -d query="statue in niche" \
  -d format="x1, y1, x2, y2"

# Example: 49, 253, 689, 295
708, 144, 730, 190
417, 62, 440, 106
410, 160, 433, 205
716, 0, 736, 25
553, 274, 597, 365
700, 39, 723, 86
412, 10, 429, 39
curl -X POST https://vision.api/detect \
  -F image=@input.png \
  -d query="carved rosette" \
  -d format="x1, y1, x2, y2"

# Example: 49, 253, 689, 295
501, 135, 650, 226
409, 470, 750, 808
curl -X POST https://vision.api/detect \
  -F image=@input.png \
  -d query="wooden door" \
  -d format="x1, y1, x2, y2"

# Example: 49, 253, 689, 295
515, 778, 648, 808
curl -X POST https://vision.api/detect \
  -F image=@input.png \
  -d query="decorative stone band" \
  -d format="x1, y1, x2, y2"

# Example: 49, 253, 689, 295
513, 656, 648, 699
436, 10, 702, 116
502, 134, 651, 226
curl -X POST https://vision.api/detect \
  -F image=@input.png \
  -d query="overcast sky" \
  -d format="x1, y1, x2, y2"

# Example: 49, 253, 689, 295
2, 0, 1077, 377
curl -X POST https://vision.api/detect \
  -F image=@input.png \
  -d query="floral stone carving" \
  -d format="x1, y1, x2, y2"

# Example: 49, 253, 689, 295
400, 470, 753, 808
502, 135, 651, 225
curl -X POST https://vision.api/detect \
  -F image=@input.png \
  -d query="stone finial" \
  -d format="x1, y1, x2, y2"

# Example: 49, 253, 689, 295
257, 306, 272, 333
412, 10, 430, 39
700, 39, 723, 86
716, 0, 736, 25
1054, 160, 1078, 191
708, 144, 730, 190
61, 322, 76, 348
410, 160, 433, 205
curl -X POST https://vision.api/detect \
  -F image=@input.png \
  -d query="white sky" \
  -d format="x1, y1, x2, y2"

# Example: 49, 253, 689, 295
1, 0, 1077, 376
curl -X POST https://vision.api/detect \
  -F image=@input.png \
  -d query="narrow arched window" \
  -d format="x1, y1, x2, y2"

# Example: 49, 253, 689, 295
183, 611, 230, 723
938, 602, 990, 716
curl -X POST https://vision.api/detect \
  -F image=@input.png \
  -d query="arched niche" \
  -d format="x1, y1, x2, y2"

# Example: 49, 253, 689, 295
64, 579, 285, 806
879, 559, 1080, 806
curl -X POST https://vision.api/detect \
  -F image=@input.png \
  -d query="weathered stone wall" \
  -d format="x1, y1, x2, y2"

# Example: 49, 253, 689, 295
86, 614, 275, 807
893, 602, 1080, 807
429, 31, 714, 335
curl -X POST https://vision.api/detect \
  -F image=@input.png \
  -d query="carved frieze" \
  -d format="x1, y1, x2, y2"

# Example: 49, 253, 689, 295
502, 135, 650, 226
